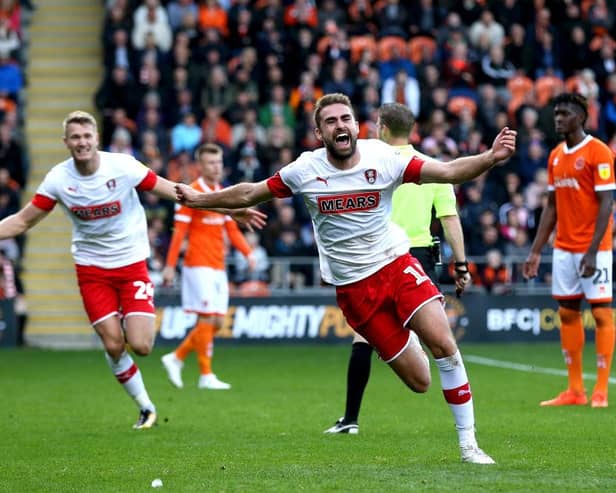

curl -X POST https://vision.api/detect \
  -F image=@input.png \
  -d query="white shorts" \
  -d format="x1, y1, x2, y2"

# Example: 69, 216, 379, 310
552, 248, 613, 303
181, 266, 229, 316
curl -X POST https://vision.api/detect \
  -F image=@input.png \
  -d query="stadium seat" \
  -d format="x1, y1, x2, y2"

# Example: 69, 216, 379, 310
408, 36, 437, 64
377, 35, 408, 62
447, 96, 477, 117
349, 35, 377, 64
534, 74, 565, 107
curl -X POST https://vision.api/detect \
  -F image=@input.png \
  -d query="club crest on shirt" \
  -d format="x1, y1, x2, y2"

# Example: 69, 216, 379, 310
598, 163, 612, 180
364, 169, 377, 184
106, 179, 117, 190
574, 157, 585, 170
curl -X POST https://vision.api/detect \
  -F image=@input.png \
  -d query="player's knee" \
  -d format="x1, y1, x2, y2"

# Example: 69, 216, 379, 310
104, 340, 126, 359
426, 336, 458, 360
130, 340, 153, 356
408, 375, 430, 393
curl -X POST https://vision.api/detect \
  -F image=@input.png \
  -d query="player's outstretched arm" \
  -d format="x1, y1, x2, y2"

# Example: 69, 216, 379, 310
176, 180, 274, 210
420, 127, 517, 184
0, 202, 50, 239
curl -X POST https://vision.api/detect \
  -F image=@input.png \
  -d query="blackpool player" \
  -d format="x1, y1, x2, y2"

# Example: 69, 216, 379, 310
161, 143, 256, 390
0, 111, 265, 428
175, 93, 517, 464
524, 93, 615, 408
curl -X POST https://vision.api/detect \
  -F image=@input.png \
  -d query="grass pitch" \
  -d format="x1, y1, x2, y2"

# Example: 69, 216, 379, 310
0, 342, 614, 492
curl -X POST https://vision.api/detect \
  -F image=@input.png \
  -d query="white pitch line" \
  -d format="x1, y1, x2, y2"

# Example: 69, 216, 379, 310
464, 355, 616, 385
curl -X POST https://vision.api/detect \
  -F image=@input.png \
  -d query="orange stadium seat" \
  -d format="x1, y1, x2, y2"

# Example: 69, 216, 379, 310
506, 74, 535, 121
408, 36, 437, 64
447, 96, 477, 117
507, 74, 534, 101
534, 75, 565, 107
377, 35, 408, 62
349, 35, 377, 63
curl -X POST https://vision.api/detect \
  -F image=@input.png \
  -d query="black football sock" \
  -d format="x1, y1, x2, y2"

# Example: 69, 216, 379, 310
344, 342, 373, 423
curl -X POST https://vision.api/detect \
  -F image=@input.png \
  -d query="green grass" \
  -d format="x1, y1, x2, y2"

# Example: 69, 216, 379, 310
1, 342, 615, 492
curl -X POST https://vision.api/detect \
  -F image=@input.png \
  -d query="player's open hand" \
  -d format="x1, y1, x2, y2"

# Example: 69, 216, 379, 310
522, 252, 541, 280
491, 127, 517, 163
231, 208, 267, 231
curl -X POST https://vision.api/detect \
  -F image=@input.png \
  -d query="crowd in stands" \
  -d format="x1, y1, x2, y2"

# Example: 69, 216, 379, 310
0, 0, 34, 343
91, 0, 616, 293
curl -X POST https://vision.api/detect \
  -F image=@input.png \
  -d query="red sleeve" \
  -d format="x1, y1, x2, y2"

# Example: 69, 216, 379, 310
266, 172, 293, 198
402, 156, 425, 184
31, 193, 56, 211
136, 169, 157, 191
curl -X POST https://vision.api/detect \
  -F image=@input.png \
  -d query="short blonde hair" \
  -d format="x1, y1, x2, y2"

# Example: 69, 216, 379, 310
62, 111, 98, 135
195, 142, 223, 160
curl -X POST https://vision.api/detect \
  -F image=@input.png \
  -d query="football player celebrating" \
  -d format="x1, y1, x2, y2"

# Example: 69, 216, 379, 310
175, 93, 517, 464
0, 111, 265, 428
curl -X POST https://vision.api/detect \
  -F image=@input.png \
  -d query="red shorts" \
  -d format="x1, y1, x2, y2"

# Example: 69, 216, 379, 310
336, 254, 442, 362
75, 260, 155, 325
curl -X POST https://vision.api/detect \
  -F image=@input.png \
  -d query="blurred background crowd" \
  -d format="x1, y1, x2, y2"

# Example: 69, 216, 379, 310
3, 0, 616, 298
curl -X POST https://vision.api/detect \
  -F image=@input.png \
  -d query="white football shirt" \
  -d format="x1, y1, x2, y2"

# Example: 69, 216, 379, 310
33, 151, 154, 268
267, 139, 424, 285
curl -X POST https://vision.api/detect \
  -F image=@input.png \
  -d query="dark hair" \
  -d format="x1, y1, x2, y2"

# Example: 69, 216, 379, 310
378, 103, 415, 138
552, 92, 588, 123
313, 93, 354, 127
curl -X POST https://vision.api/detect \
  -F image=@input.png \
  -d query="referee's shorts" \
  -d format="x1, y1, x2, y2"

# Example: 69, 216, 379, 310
409, 246, 439, 289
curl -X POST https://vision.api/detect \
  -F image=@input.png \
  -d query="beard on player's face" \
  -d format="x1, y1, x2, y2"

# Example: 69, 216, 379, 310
323, 132, 357, 161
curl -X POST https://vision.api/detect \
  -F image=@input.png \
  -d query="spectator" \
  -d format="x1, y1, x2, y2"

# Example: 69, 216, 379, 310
229, 131, 268, 184
375, 0, 409, 38
322, 60, 355, 102
503, 23, 532, 74
232, 231, 270, 284
201, 105, 232, 149
132, 0, 173, 53
562, 25, 591, 79
478, 45, 515, 93
259, 84, 295, 130
468, 8, 505, 51
198, 0, 228, 37
0, 122, 25, 188
104, 28, 137, 75
170, 112, 201, 155
283, 0, 318, 30
377, 40, 416, 82
0, 18, 20, 60
166, 0, 198, 33
200, 64, 233, 112
0, 49, 22, 100
230, 107, 267, 149
95, 65, 141, 121
107, 126, 136, 156
381, 68, 420, 117
479, 249, 511, 294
